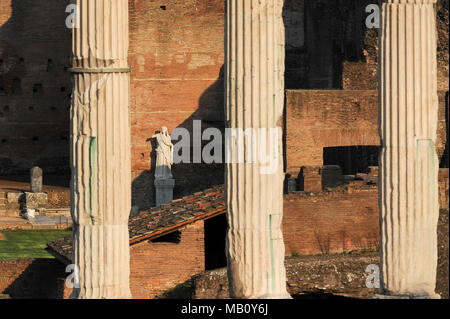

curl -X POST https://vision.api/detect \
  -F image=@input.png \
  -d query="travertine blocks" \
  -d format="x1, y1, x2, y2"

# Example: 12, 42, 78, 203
225, 0, 290, 299
379, 0, 440, 298
70, 0, 132, 299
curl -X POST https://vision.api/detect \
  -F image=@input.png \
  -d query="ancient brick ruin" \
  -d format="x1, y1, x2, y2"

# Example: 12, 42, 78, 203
0, 0, 448, 299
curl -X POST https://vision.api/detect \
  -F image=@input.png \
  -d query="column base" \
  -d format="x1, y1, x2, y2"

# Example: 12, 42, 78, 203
258, 293, 293, 299
71, 224, 131, 299
373, 293, 440, 299
70, 284, 132, 299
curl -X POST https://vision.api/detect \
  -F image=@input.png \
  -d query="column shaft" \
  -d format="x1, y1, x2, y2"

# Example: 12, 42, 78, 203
225, 0, 289, 299
379, 0, 439, 297
70, 0, 131, 299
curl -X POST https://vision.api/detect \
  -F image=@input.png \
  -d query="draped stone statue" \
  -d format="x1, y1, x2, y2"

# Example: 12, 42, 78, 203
152, 127, 173, 180
152, 127, 175, 206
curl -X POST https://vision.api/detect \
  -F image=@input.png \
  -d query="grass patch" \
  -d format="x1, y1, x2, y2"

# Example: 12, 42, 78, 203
0, 230, 71, 261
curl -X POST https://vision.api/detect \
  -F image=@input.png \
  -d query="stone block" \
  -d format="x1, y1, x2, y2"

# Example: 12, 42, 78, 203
299, 166, 322, 192
7, 192, 23, 204
24, 192, 48, 209
287, 177, 298, 193
321, 165, 343, 189
368, 166, 379, 176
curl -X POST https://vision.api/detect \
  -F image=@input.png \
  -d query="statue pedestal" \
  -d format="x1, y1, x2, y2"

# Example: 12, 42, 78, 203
154, 178, 175, 206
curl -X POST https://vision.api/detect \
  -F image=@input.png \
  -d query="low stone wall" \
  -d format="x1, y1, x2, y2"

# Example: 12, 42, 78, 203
46, 191, 70, 208
283, 185, 379, 256
0, 219, 32, 230
0, 189, 70, 218
283, 169, 449, 256
193, 254, 380, 299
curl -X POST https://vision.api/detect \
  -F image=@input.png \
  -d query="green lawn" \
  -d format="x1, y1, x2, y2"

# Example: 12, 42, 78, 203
0, 230, 71, 261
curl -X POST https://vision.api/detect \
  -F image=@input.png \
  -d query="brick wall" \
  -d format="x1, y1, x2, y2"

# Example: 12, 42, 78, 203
285, 90, 448, 171
439, 169, 449, 210
0, 0, 72, 175
283, 186, 379, 256
282, 169, 449, 256
0, 258, 66, 298
128, 0, 226, 210
129, 221, 205, 298
61, 221, 205, 299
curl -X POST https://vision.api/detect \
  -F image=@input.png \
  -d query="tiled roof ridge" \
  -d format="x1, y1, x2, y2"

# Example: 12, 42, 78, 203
46, 184, 226, 264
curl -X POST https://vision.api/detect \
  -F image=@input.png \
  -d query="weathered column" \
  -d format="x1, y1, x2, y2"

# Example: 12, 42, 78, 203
379, 0, 440, 298
225, 0, 290, 299
69, 0, 131, 298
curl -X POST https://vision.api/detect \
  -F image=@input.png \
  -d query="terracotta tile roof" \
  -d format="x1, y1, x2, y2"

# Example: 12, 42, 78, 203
46, 185, 225, 264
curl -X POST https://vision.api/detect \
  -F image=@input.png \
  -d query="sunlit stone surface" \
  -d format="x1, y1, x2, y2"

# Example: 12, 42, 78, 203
378, 0, 440, 298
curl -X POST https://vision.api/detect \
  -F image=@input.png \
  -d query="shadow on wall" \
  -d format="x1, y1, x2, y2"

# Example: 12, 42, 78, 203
283, 0, 374, 89
2, 259, 66, 299
131, 67, 225, 211
0, 0, 72, 177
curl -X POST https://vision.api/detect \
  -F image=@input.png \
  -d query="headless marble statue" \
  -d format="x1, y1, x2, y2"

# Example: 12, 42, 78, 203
152, 127, 173, 180
152, 127, 175, 206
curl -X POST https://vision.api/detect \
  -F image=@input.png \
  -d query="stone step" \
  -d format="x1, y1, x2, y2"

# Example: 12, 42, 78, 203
37, 208, 71, 217
0, 209, 21, 217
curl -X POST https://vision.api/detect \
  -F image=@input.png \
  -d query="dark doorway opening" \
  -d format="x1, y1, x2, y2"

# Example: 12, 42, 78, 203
323, 146, 379, 175
204, 213, 227, 270
151, 231, 181, 244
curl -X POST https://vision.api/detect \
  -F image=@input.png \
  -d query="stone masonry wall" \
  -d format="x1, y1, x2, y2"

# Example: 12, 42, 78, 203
285, 90, 448, 171
283, 186, 380, 256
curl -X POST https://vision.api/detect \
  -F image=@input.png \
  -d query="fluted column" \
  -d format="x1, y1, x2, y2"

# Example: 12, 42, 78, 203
379, 0, 439, 298
225, 0, 290, 299
69, 0, 131, 299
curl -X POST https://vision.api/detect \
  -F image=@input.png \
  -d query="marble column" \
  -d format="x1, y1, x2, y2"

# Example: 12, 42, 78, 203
225, 0, 290, 299
69, 0, 131, 299
379, 0, 440, 298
